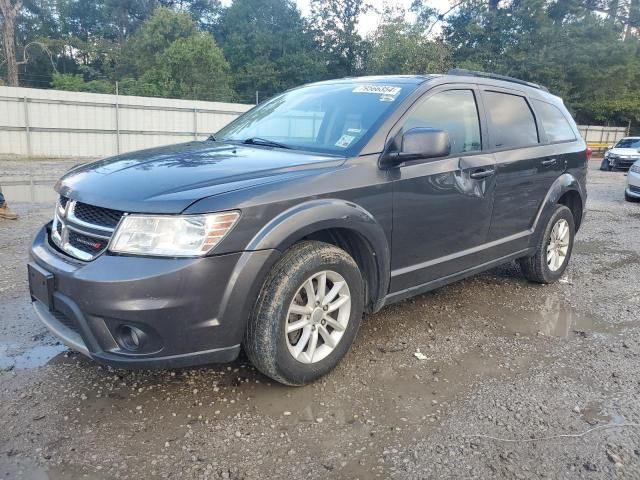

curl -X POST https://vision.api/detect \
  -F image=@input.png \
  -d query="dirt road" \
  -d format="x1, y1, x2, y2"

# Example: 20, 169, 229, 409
1, 159, 639, 479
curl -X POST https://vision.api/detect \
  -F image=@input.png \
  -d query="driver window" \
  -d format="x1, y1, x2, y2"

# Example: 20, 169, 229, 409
403, 90, 482, 154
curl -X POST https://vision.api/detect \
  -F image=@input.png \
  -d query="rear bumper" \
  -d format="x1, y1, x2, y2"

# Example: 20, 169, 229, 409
29, 223, 281, 369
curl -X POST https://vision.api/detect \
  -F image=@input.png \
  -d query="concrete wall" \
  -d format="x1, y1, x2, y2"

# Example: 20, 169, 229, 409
0, 86, 252, 158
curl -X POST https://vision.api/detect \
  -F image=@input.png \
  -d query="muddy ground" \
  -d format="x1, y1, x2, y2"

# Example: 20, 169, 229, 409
0, 158, 639, 479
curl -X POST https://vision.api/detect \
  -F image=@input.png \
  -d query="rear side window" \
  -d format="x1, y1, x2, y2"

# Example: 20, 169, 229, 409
402, 89, 481, 154
531, 99, 576, 143
483, 91, 539, 149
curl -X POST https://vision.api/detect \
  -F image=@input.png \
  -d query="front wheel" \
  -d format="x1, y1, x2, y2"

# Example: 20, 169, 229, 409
518, 205, 575, 284
244, 241, 364, 386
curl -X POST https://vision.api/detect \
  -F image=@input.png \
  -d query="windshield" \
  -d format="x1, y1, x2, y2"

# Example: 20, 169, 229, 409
215, 82, 415, 155
615, 138, 640, 149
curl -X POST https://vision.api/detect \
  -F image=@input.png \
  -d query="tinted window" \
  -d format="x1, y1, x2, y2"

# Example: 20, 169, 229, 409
532, 99, 576, 143
403, 90, 481, 154
484, 91, 538, 149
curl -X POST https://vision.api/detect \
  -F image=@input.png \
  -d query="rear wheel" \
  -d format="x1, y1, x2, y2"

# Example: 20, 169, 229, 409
244, 241, 364, 386
518, 205, 575, 284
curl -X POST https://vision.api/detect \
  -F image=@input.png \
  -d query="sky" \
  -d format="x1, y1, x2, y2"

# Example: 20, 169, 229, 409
220, 0, 453, 36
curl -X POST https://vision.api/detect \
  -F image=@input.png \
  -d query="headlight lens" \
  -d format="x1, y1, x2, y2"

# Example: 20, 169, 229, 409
110, 211, 240, 257
630, 163, 640, 174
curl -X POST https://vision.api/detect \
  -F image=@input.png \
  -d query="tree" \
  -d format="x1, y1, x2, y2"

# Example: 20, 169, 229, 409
310, 0, 371, 77
140, 32, 234, 100
367, 7, 451, 75
215, 0, 326, 102
0, 0, 23, 86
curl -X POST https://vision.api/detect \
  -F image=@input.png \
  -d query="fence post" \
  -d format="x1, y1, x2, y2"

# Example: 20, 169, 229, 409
193, 107, 198, 140
23, 97, 32, 157
115, 81, 121, 155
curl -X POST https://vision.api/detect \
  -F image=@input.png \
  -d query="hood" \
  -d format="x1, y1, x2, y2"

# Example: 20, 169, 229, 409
56, 141, 346, 213
608, 148, 640, 157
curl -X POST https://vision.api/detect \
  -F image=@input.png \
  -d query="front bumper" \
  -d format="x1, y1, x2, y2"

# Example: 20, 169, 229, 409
609, 157, 639, 170
29, 223, 281, 368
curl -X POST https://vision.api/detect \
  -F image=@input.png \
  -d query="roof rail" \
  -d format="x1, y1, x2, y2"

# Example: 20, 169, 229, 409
447, 68, 549, 92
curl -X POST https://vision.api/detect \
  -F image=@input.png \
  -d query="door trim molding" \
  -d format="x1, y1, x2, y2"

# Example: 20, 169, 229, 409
390, 229, 531, 277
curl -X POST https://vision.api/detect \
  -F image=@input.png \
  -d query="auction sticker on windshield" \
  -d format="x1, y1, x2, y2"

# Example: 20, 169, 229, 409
353, 85, 402, 97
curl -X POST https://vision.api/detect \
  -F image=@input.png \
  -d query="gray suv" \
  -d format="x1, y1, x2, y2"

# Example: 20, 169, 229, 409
28, 70, 588, 385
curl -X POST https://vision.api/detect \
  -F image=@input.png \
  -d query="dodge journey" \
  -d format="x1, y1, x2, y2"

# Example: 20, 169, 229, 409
29, 70, 588, 385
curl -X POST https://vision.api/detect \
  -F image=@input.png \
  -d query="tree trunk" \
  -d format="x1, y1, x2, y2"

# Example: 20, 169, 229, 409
0, 0, 23, 87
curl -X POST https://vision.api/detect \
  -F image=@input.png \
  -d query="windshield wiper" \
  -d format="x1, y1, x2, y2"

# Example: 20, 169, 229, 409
241, 137, 291, 149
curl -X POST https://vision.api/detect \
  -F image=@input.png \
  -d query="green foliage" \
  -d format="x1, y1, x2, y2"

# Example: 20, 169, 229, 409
140, 32, 234, 101
442, 0, 640, 124
214, 0, 326, 102
310, 0, 371, 77
51, 73, 114, 94
5, 0, 640, 127
367, 8, 451, 75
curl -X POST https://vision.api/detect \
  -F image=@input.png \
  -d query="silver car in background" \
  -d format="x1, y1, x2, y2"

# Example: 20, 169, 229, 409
626, 160, 640, 202
602, 137, 640, 171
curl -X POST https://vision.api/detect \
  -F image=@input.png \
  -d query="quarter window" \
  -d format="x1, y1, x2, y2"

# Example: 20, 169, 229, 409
402, 89, 482, 154
484, 91, 539, 149
531, 99, 576, 143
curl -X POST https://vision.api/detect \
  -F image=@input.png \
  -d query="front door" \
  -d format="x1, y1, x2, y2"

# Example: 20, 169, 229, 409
390, 87, 496, 293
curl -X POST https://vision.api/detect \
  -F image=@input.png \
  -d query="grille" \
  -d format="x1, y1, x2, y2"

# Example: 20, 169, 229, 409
68, 229, 108, 255
630, 185, 640, 194
51, 196, 123, 261
73, 202, 124, 229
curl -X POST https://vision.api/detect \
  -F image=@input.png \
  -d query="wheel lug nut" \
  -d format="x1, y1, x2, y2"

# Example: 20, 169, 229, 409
323, 305, 328, 311
321, 319, 326, 325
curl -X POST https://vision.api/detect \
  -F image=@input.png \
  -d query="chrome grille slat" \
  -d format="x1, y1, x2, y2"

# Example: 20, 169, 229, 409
51, 196, 123, 261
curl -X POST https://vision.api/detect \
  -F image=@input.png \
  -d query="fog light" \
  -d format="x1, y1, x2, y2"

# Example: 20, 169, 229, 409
118, 325, 145, 351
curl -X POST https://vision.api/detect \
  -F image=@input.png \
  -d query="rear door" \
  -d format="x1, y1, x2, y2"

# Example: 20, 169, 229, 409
390, 86, 497, 292
481, 88, 560, 242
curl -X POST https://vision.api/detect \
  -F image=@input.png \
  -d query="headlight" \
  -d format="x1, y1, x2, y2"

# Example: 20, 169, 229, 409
110, 211, 240, 257
630, 164, 640, 174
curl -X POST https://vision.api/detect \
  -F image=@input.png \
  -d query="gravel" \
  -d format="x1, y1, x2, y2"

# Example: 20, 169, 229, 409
0, 158, 638, 479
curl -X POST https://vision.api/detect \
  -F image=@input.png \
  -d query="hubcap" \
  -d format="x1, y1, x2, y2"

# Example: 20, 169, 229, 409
285, 270, 351, 364
547, 218, 570, 272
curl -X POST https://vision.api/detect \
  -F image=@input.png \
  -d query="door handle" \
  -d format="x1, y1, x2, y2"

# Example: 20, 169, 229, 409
541, 158, 557, 166
469, 168, 495, 179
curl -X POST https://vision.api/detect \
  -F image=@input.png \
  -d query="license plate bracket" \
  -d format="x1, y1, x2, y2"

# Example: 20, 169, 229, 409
28, 262, 54, 310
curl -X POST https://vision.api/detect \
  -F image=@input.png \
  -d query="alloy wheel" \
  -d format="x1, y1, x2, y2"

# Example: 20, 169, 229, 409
285, 270, 351, 364
547, 218, 570, 272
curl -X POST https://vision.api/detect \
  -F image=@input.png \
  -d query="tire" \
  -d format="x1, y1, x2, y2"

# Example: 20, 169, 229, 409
518, 205, 575, 284
244, 241, 364, 386
600, 158, 611, 171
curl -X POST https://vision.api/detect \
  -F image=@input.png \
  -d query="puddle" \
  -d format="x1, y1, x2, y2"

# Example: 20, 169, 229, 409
474, 295, 609, 337
0, 341, 67, 370
0, 178, 57, 204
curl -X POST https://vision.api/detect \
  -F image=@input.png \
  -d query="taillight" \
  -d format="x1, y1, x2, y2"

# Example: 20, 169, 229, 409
586, 147, 593, 161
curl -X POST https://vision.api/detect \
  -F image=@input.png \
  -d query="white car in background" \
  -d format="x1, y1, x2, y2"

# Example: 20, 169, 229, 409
602, 137, 640, 171
626, 160, 640, 202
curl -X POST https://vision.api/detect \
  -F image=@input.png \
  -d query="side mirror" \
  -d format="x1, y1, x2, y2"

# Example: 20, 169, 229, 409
383, 128, 451, 165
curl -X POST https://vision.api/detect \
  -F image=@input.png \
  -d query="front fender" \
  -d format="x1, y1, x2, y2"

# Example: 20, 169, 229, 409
246, 199, 391, 308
